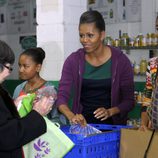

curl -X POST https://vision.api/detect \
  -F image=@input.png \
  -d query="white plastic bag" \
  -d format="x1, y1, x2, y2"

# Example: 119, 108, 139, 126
69, 124, 102, 137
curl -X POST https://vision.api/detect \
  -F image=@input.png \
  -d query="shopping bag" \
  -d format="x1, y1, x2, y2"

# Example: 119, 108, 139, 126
17, 90, 74, 158
150, 78, 158, 129
119, 128, 158, 158
18, 93, 36, 117
23, 117, 74, 158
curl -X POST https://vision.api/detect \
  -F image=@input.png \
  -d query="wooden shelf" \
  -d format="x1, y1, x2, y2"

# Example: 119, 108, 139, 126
134, 75, 146, 82
119, 46, 158, 50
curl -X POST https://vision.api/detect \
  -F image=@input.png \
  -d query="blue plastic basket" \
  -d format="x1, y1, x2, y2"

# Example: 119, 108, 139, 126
61, 124, 129, 158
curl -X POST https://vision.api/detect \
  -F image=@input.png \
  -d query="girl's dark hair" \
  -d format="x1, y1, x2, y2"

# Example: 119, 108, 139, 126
21, 47, 45, 64
79, 10, 105, 31
0, 40, 15, 65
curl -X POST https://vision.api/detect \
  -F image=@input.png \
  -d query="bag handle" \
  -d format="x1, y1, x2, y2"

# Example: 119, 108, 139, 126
143, 129, 155, 158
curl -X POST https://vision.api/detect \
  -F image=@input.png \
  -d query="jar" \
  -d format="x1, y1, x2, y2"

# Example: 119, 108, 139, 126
146, 33, 152, 46
120, 33, 129, 47
134, 91, 138, 103
137, 92, 142, 103
140, 59, 147, 75
134, 64, 140, 75
113, 39, 120, 47
151, 33, 157, 46
138, 34, 146, 47
134, 37, 139, 47
129, 38, 134, 47
104, 36, 113, 45
155, 33, 158, 46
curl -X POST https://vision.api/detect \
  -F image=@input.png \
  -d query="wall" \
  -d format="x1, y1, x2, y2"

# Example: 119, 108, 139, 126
0, 0, 87, 81
36, 0, 87, 81
106, 0, 155, 38
0, 0, 36, 79
0, 0, 157, 82
63, 0, 87, 59
36, 0, 64, 81
106, 0, 156, 82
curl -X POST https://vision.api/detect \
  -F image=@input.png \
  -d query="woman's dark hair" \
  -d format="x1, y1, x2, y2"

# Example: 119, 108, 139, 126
21, 47, 45, 64
0, 41, 18, 117
0, 40, 15, 65
79, 10, 105, 31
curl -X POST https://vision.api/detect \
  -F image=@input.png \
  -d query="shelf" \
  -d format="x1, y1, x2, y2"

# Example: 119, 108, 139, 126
119, 46, 158, 50
119, 46, 157, 56
134, 75, 146, 82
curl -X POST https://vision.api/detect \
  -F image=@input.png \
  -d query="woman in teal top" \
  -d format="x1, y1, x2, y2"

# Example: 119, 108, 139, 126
81, 58, 112, 124
56, 10, 134, 126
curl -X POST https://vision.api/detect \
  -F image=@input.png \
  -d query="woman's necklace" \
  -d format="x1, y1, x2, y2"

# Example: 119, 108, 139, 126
24, 80, 46, 93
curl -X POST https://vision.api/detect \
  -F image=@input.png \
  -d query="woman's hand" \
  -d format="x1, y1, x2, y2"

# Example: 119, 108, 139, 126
139, 111, 151, 131
139, 121, 152, 131
33, 96, 53, 116
139, 124, 148, 131
94, 107, 120, 121
70, 114, 87, 126
14, 95, 27, 107
94, 107, 110, 121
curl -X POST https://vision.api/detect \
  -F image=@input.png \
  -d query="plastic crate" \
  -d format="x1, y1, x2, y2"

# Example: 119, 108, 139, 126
61, 124, 129, 158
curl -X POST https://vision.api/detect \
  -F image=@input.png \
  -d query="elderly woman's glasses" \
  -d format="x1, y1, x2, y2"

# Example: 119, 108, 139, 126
3, 65, 13, 72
